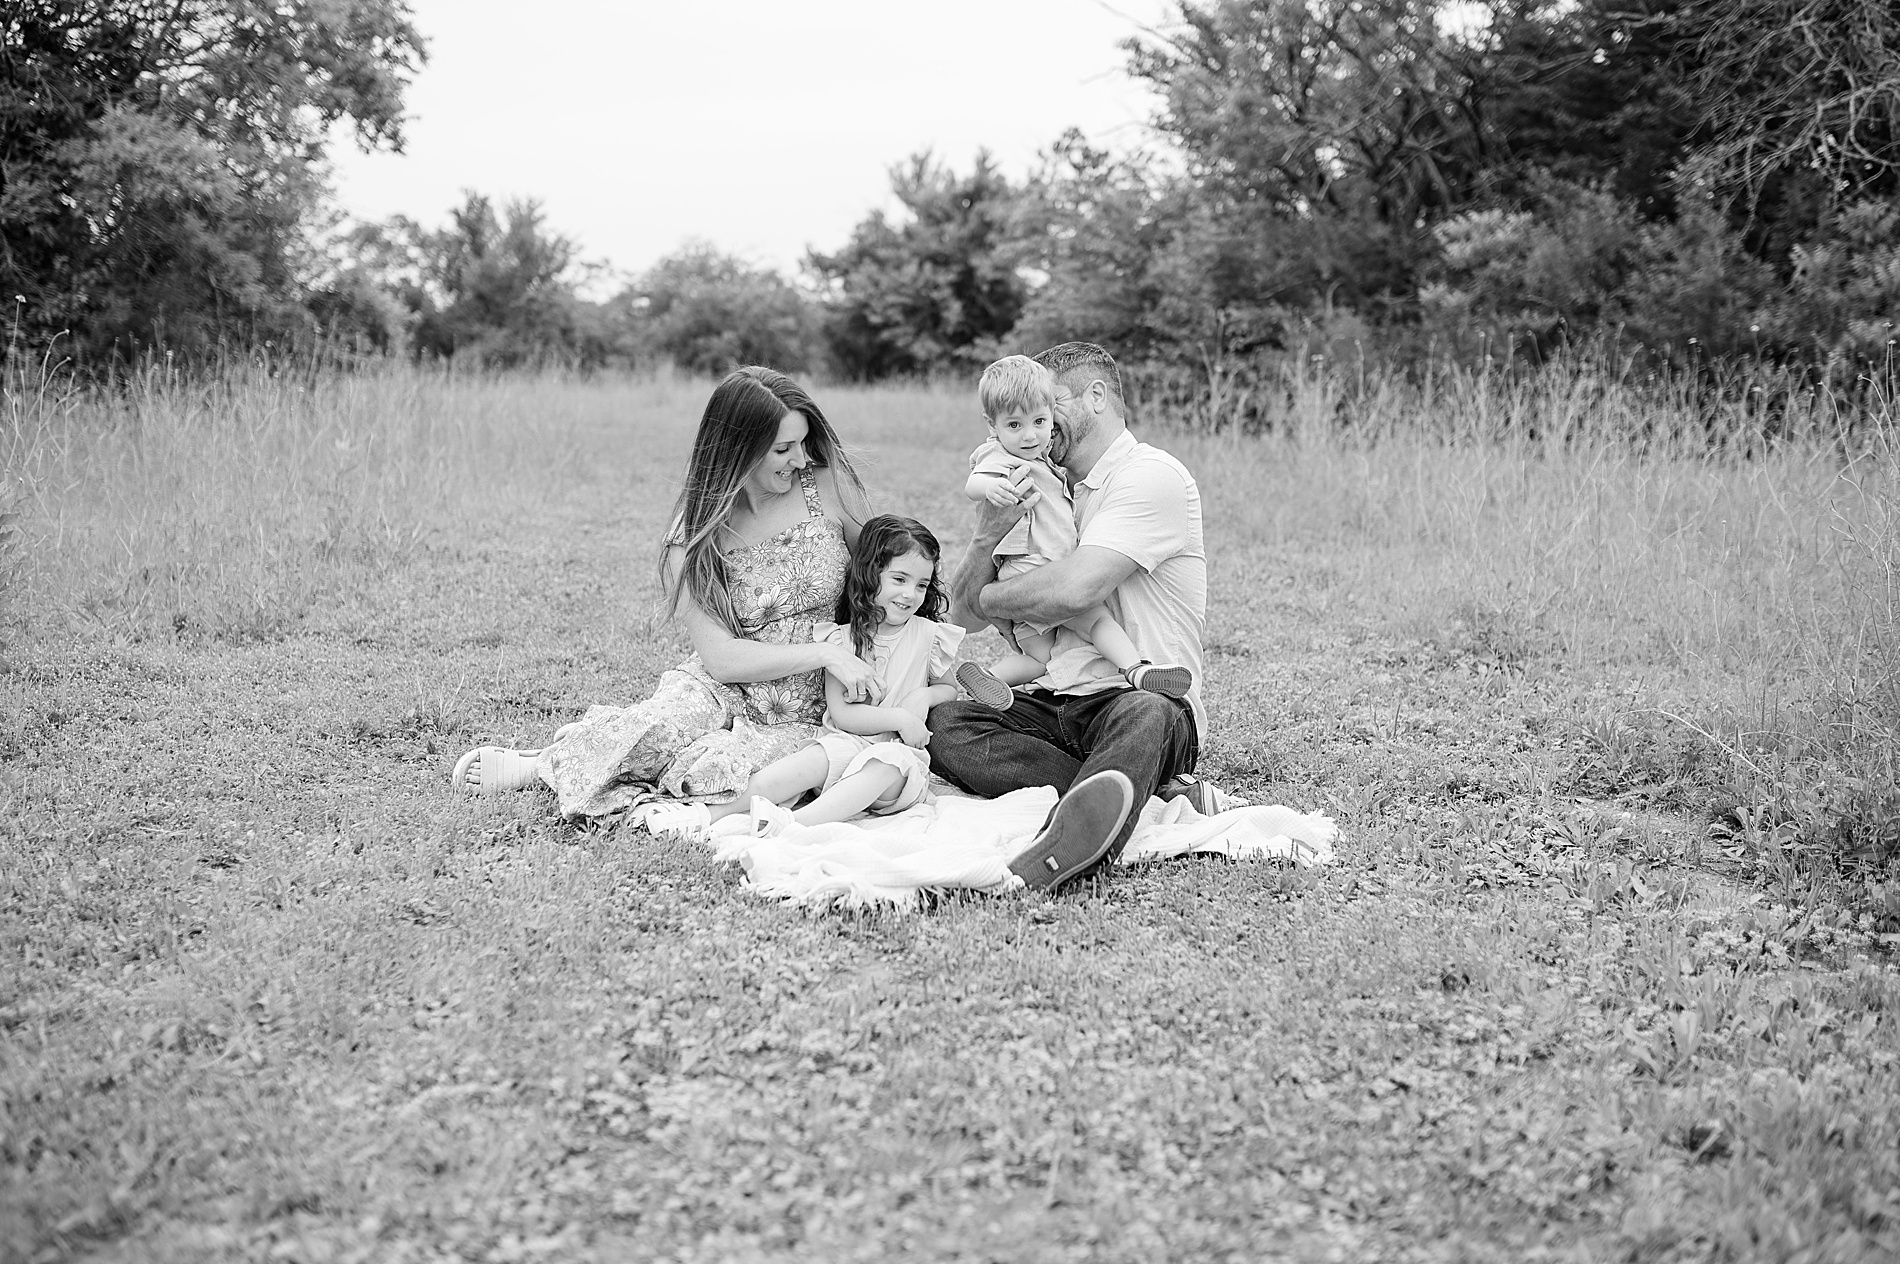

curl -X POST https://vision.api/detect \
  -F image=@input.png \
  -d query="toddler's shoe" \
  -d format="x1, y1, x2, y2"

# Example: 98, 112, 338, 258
642, 799, 712, 841
956, 661, 1018, 710
1124, 661, 1193, 698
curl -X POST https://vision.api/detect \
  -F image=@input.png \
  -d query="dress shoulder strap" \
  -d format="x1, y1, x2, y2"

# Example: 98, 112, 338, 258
800, 466, 824, 517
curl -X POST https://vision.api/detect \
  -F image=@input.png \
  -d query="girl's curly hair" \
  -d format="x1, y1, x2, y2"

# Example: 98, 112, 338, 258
837, 515, 946, 657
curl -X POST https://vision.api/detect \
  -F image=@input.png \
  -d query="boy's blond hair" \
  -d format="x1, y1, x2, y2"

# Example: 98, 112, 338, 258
978, 354, 1055, 422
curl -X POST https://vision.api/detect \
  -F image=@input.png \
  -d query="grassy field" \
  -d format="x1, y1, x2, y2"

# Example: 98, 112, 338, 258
3, 362, 1898, 1262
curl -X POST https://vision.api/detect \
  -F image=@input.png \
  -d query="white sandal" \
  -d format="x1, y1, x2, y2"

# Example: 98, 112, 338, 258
642, 800, 712, 841
451, 746, 543, 794
749, 796, 796, 839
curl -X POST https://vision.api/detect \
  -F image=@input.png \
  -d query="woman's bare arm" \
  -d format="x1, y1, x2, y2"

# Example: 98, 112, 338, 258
664, 546, 881, 699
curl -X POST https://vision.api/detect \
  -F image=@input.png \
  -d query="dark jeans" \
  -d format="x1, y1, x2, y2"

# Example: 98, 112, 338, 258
927, 688, 1199, 863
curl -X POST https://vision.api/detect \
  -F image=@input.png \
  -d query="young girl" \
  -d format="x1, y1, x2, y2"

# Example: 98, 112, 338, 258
643, 515, 965, 839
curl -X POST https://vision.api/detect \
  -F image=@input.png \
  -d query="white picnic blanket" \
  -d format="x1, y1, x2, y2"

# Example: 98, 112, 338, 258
709, 787, 1336, 911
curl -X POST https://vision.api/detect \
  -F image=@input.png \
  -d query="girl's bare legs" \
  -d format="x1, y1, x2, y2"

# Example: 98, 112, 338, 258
790, 761, 907, 826
706, 744, 830, 824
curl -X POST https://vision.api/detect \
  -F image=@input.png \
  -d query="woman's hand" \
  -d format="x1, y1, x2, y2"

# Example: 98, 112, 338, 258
822, 643, 885, 704
893, 711, 929, 748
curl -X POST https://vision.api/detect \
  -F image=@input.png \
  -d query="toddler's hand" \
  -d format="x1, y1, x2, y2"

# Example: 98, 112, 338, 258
972, 466, 1038, 546
985, 481, 1021, 507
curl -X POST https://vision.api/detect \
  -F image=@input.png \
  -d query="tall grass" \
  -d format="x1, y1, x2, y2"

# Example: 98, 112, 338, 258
1, 356, 709, 641
8, 352, 1892, 683
1155, 350, 1899, 885
1181, 360, 1895, 686
6, 351, 1895, 877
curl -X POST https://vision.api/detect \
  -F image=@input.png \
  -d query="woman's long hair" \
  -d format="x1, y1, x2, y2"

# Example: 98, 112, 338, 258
662, 366, 864, 634
836, 515, 946, 658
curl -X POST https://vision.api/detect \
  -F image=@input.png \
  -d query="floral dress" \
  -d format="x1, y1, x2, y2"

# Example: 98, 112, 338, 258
538, 468, 851, 818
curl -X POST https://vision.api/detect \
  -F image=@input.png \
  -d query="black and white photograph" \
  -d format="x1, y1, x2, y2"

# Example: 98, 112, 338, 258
4, 1, 1899, 1259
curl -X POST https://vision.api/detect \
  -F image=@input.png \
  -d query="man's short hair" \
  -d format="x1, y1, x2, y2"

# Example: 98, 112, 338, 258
1033, 341, 1124, 410
978, 354, 1055, 421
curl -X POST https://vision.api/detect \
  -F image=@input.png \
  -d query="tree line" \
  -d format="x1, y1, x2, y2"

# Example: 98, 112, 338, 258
8, 1, 1900, 409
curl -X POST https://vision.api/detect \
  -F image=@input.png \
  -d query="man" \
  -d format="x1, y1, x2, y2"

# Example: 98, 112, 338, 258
929, 342, 1218, 893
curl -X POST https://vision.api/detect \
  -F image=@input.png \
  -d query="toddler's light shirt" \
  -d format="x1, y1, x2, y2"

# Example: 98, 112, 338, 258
968, 437, 1076, 564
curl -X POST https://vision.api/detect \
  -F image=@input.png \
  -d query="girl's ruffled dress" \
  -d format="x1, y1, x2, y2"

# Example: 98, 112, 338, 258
806, 616, 963, 813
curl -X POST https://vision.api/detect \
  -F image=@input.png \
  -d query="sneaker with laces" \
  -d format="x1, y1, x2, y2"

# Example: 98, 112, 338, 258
642, 799, 712, 841
956, 661, 1018, 710
1008, 770, 1135, 894
1123, 661, 1193, 698
1158, 773, 1247, 815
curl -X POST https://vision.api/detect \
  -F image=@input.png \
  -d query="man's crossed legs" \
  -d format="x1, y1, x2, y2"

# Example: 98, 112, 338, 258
927, 688, 1198, 891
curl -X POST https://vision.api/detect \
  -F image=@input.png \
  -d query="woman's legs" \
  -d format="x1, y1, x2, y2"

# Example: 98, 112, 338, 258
453, 719, 587, 789
454, 746, 545, 793
539, 669, 732, 816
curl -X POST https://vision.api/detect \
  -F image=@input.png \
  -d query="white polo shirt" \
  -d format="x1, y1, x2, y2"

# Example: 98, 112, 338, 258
1032, 429, 1209, 740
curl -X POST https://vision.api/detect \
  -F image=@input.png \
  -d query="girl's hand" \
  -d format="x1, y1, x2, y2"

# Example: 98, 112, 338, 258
893, 712, 929, 748
824, 644, 885, 704
984, 480, 1022, 507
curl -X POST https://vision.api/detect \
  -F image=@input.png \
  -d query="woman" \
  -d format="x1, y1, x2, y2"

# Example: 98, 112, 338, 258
453, 366, 878, 818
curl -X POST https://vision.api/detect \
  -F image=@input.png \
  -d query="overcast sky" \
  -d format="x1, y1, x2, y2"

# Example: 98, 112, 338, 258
328, 0, 1178, 287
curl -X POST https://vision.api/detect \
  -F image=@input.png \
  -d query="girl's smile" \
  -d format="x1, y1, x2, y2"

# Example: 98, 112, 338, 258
874, 549, 937, 626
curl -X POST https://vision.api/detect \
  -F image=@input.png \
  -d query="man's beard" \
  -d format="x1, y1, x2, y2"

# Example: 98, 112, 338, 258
1048, 417, 1075, 467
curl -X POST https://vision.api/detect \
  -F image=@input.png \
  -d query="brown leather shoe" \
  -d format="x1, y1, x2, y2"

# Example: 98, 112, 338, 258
1008, 770, 1135, 893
